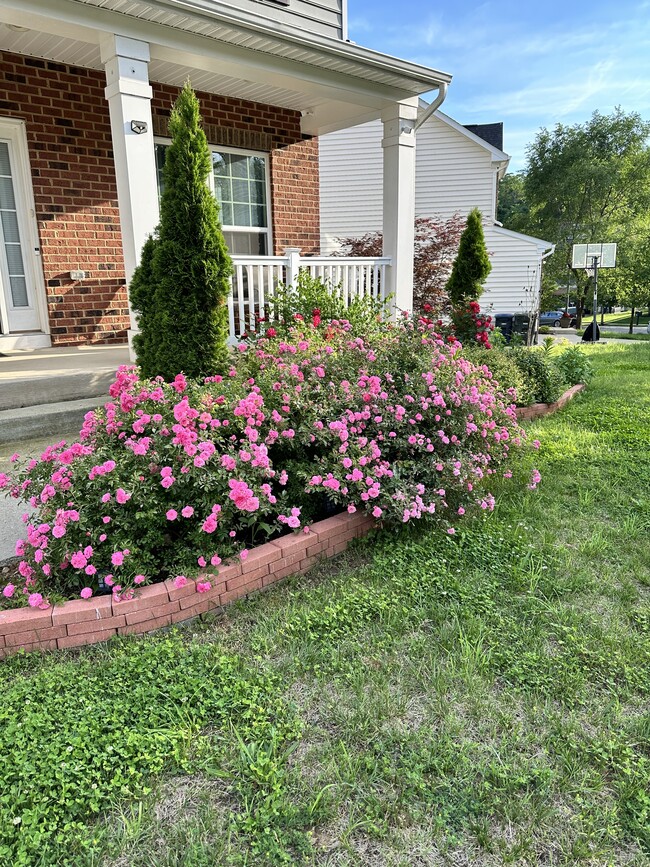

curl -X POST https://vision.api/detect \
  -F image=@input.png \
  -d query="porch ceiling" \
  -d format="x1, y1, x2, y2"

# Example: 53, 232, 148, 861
0, 0, 452, 135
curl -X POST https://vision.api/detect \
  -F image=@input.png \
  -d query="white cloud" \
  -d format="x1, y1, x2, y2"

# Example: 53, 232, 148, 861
351, 0, 650, 167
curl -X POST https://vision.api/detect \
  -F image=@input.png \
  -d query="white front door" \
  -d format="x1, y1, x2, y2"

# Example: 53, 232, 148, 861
0, 121, 43, 334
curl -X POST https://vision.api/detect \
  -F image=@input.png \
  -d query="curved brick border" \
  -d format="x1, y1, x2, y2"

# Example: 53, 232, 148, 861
0, 511, 375, 659
515, 384, 585, 422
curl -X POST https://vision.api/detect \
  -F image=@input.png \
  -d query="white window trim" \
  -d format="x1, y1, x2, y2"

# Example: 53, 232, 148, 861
0, 117, 48, 337
154, 137, 273, 254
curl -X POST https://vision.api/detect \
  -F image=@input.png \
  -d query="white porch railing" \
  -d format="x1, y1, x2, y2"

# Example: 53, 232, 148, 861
227, 248, 391, 341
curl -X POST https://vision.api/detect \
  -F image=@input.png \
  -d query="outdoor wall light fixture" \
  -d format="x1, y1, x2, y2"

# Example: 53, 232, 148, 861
130, 120, 148, 134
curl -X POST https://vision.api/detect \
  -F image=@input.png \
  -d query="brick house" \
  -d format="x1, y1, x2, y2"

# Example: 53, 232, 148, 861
0, 1, 451, 352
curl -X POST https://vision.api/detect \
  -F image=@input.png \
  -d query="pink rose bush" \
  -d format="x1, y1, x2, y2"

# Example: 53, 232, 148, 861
1, 316, 537, 607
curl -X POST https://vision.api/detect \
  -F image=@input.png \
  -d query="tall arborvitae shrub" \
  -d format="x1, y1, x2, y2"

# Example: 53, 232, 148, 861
130, 236, 158, 374
130, 82, 233, 380
445, 208, 491, 307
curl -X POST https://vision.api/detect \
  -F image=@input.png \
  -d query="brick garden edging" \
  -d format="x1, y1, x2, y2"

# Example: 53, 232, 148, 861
515, 384, 585, 422
0, 511, 375, 659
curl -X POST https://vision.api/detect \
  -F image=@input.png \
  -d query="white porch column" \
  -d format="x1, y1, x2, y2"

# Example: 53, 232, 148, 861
381, 97, 418, 317
100, 35, 158, 352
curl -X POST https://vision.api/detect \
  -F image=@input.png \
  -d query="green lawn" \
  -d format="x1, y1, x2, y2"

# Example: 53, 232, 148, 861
2, 344, 650, 866
599, 311, 649, 327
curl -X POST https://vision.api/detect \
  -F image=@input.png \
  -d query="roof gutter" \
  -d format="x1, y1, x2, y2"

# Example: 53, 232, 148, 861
414, 82, 448, 131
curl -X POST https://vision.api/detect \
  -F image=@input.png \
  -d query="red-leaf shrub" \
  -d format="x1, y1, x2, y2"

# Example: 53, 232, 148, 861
337, 214, 465, 313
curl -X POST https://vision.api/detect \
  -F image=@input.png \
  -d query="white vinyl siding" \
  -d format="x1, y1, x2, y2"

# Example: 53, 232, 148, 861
414, 115, 496, 221
481, 227, 546, 315
203, 0, 344, 39
319, 121, 383, 252
319, 112, 552, 314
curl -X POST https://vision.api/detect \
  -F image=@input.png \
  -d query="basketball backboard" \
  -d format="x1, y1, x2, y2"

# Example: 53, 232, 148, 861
571, 243, 617, 269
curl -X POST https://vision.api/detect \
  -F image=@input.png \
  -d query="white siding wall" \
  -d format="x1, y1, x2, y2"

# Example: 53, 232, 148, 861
212, 0, 343, 39
319, 121, 384, 252
415, 115, 496, 221
319, 114, 551, 314
481, 227, 544, 315
319, 115, 497, 253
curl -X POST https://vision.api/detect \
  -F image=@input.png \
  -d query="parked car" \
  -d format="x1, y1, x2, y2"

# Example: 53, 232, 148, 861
539, 310, 577, 327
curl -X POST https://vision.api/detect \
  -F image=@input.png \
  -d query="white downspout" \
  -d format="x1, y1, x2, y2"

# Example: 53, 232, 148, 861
414, 82, 448, 132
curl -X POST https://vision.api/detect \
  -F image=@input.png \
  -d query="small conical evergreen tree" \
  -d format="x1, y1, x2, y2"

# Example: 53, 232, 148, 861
130, 82, 233, 380
445, 208, 491, 306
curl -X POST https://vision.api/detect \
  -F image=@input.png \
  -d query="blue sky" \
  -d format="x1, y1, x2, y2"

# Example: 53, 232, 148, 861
348, 0, 650, 170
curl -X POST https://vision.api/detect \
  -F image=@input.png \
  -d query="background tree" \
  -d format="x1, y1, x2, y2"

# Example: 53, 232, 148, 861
610, 224, 650, 331
131, 82, 233, 379
338, 214, 465, 314
496, 171, 528, 231
445, 208, 491, 307
502, 108, 650, 327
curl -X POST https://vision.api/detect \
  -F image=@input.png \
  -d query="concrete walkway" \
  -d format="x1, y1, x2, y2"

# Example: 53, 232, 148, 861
0, 345, 130, 562
0, 344, 130, 442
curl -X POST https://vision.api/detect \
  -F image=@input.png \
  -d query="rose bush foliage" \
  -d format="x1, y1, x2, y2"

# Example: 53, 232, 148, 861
1, 318, 538, 608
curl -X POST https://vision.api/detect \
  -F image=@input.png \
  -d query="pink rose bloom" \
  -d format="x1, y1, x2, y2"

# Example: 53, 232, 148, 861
347, 504, 356, 514
28, 592, 43, 607
196, 580, 212, 593
102, 516, 111, 524
99, 533, 107, 542
116, 488, 131, 504
2, 584, 15, 598
173, 575, 188, 588
197, 557, 207, 568
104, 575, 115, 587
447, 527, 456, 535
71, 552, 88, 570
372, 507, 383, 518
111, 551, 124, 566
166, 509, 178, 521
101, 492, 111, 503
85, 565, 97, 576
52, 525, 66, 539
181, 506, 194, 518
210, 554, 222, 567
80, 587, 93, 599
240, 549, 248, 561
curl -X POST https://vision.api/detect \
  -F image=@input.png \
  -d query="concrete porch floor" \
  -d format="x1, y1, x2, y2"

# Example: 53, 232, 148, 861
0, 344, 131, 381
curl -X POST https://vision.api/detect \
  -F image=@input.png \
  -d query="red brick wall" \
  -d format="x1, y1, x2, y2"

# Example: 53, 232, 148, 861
270, 137, 320, 254
0, 53, 127, 345
0, 52, 321, 345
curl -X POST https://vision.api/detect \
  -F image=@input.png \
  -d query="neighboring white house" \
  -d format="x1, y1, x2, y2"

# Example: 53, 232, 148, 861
319, 108, 555, 316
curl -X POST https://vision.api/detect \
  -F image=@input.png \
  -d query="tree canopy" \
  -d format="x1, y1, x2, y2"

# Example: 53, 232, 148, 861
497, 108, 650, 321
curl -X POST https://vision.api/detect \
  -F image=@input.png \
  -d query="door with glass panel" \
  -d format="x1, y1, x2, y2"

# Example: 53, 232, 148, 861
0, 123, 41, 333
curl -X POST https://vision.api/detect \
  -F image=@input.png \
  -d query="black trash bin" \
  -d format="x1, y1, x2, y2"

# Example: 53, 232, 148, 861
512, 314, 531, 341
494, 313, 514, 343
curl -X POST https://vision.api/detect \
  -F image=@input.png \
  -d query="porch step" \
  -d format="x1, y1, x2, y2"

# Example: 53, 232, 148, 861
1, 370, 116, 411
0, 396, 104, 445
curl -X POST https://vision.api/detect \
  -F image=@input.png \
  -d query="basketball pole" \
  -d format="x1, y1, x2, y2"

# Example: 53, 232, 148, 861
591, 255, 599, 342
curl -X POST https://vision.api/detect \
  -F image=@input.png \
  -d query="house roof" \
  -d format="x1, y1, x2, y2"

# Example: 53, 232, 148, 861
1, 0, 452, 135
463, 122, 503, 152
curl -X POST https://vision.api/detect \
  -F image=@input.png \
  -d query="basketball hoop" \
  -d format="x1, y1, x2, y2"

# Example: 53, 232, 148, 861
571, 243, 617, 344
